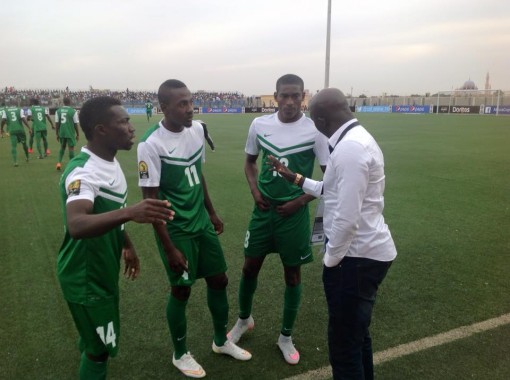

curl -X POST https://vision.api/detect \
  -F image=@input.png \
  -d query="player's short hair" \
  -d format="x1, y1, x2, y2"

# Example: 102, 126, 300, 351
158, 79, 187, 105
79, 96, 122, 140
276, 74, 304, 92
63, 97, 71, 106
30, 98, 40, 106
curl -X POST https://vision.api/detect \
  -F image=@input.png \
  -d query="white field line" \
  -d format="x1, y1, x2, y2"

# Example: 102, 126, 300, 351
285, 313, 510, 380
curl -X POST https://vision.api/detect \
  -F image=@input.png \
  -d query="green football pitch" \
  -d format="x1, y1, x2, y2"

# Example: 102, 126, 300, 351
0, 113, 509, 379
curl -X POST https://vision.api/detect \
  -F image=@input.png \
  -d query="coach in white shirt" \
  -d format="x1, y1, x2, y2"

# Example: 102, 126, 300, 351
268, 88, 396, 380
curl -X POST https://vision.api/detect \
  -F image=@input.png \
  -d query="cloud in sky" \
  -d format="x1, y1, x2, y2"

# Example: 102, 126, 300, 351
2, 0, 509, 96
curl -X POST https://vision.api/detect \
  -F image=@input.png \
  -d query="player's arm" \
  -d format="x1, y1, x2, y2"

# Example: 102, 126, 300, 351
73, 123, 79, 141
122, 231, 140, 280
55, 113, 60, 141
201, 174, 223, 235
141, 186, 188, 274
71, 110, 80, 140
245, 153, 270, 210
46, 113, 55, 129
21, 115, 32, 134
66, 197, 173, 239
276, 156, 326, 217
276, 193, 317, 218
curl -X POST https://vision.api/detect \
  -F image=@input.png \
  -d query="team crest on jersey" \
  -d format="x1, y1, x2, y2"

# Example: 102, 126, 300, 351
67, 180, 81, 196
138, 161, 149, 179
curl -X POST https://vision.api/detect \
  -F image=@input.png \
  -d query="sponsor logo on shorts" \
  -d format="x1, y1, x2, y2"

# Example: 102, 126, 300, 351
138, 161, 149, 179
300, 252, 312, 260
67, 180, 81, 196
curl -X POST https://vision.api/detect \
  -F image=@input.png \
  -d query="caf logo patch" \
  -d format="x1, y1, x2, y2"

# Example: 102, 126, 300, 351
68, 180, 81, 196
138, 161, 149, 179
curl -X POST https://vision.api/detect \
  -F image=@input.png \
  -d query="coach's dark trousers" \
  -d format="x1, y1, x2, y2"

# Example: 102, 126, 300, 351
322, 257, 392, 380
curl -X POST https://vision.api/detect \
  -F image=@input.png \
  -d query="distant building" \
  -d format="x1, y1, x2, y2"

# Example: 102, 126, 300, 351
485, 72, 491, 95
458, 79, 478, 91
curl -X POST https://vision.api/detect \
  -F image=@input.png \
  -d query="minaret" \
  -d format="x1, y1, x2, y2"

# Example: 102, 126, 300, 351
485, 72, 491, 95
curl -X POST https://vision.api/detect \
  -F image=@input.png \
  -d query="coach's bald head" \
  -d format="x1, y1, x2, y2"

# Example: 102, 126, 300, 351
309, 88, 353, 138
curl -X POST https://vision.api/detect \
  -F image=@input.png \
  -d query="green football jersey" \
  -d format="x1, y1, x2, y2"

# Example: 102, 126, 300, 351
146, 102, 153, 112
29, 106, 50, 132
137, 121, 210, 237
55, 106, 78, 138
57, 147, 128, 305
2, 106, 26, 133
245, 112, 329, 203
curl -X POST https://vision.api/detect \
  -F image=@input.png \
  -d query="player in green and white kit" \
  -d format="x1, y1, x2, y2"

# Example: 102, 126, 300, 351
0, 102, 6, 138
228, 74, 329, 365
145, 99, 153, 122
138, 79, 251, 379
27, 98, 55, 158
1, 103, 32, 166
55, 97, 80, 170
58, 96, 173, 380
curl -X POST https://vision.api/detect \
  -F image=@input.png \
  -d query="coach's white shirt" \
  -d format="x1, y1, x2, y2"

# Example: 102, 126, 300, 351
302, 118, 397, 267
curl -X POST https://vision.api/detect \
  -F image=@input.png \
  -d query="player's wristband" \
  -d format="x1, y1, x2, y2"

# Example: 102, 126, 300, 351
294, 173, 303, 185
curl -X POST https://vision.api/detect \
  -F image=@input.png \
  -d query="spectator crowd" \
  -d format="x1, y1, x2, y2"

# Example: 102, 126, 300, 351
1, 86, 247, 108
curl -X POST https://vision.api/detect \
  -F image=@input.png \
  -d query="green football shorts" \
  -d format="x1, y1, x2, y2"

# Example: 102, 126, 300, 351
59, 136, 76, 148
157, 224, 227, 286
10, 131, 26, 145
243, 203, 313, 267
67, 297, 120, 357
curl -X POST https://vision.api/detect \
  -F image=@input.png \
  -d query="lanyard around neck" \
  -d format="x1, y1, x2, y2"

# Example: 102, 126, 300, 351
329, 121, 360, 153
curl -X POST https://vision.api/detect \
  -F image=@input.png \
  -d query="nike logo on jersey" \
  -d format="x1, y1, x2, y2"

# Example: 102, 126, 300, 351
168, 147, 176, 154
108, 180, 115, 186
300, 253, 312, 260
263, 133, 273, 137
177, 335, 186, 341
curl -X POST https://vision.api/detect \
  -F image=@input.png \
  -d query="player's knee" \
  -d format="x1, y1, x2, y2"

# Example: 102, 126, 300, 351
242, 264, 260, 279
206, 273, 228, 289
171, 286, 191, 301
242, 257, 264, 279
284, 266, 301, 286
86, 351, 109, 362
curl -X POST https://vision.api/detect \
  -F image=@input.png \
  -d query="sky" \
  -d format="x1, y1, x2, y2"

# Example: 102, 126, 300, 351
2, 0, 509, 96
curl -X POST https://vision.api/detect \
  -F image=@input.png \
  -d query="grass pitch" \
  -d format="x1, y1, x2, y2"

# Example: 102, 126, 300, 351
0, 113, 509, 379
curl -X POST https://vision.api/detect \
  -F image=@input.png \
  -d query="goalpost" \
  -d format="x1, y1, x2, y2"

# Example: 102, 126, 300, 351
435, 89, 503, 115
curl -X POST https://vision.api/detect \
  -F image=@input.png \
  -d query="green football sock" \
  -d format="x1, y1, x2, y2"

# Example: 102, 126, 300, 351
22, 143, 29, 159
207, 287, 229, 346
79, 352, 107, 380
238, 275, 258, 319
58, 148, 64, 162
281, 283, 302, 336
167, 294, 188, 359
69, 149, 75, 159
36, 134, 43, 156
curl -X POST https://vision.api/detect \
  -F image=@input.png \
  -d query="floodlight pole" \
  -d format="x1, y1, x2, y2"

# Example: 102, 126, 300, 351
324, 0, 332, 89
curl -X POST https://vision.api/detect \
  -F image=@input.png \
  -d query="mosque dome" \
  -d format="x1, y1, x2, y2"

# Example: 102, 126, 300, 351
460, 79, 478, 90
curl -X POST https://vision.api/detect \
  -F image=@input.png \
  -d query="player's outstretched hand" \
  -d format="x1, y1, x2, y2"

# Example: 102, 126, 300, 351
129, 199, 174, 224
122, 247, 140, 280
